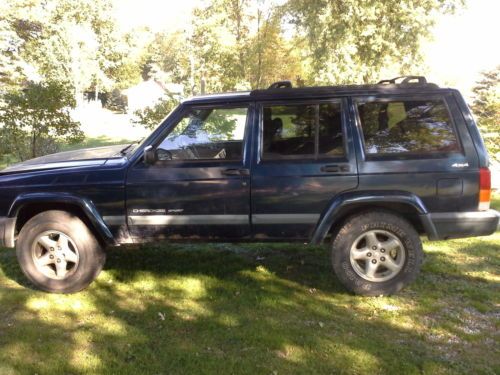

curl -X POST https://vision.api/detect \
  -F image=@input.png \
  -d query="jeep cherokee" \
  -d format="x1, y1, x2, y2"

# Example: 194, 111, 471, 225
0, 76, 498, 295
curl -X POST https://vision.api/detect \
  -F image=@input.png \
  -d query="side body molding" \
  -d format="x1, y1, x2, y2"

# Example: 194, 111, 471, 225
8, 192, 115, 245
310, 191, 437, 244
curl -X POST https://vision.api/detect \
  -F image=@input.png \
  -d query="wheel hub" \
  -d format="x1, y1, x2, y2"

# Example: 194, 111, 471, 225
31, 231, 79, 280
349, 229, 406, 282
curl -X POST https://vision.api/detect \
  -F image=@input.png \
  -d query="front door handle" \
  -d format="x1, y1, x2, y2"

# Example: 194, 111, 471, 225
222, 168, 250, 176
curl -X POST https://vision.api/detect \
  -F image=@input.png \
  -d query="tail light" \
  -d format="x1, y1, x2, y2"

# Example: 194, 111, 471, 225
479, 167, 491, 211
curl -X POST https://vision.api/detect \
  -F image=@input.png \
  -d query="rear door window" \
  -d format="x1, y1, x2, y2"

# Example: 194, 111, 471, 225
261, 102, 344, 160
356, 99, 460, 157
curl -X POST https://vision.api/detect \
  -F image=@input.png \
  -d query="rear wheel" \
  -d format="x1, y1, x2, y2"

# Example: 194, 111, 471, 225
331, 211, 423, 296
16, 210, 105, 293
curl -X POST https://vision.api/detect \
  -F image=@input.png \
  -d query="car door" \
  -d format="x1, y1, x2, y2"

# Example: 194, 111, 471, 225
351, 93, 480, 213
126, 102, 253, 240
250, 97, 358, 240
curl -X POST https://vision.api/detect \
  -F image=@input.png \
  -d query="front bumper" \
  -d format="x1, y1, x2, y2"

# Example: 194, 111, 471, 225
0, 217, 16, 248
425, 210, 499, 240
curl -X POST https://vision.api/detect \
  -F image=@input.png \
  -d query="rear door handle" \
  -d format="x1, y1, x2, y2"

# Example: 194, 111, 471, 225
321, 165, 339, 173
222, 168, 250, 176
320, 165, 350, 173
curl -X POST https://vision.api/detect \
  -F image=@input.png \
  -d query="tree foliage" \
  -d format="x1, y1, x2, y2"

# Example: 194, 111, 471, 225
0, 81, 83, 160
0, 0, 140, 162
133, 95, 180, 130
131, 0, 463, 128
472, 66, 500, 161
1, 0, 139, 100
1, 0, 467, 155
0, 15, 24, 93
284, 0, 464, 84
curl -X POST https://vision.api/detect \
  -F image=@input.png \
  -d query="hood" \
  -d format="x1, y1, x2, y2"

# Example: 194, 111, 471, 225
1, 144, 129, 173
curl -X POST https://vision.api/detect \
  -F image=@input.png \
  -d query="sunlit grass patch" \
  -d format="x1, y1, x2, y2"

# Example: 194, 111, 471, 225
0, 230, 498, 374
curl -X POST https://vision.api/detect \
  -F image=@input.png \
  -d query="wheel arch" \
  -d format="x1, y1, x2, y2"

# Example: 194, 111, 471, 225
8, 193, 115, 247
310, 191, 437, 245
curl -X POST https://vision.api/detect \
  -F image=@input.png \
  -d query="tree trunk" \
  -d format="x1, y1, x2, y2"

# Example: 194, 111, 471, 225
94, 84, 99, 104
190, 54, 196, 95
31, 131, 37, 159
200, 76, 206, 95
256, 9, 262, 89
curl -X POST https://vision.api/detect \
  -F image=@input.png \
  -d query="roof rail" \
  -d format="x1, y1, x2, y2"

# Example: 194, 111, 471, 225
377, 76, 428, 85
268, 80, 292, 89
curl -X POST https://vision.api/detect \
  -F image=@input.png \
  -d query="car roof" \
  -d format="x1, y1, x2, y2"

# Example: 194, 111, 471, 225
183, 82, 452, 104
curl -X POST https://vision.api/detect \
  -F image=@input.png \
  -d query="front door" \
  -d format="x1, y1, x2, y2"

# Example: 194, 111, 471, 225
126, 103, 253, 240
250, 98, 358, 240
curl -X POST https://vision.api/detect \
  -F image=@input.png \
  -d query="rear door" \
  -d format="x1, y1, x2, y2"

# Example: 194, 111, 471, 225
250, 97, 358, 240
351, 93, 479, 212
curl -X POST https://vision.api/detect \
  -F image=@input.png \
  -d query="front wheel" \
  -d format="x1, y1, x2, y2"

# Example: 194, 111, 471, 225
16, 210, 106, 293
331, 211, 423, 296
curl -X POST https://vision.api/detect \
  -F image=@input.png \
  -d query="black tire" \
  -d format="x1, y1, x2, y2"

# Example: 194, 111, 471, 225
331, 210, 423, 296
16, 210, 106, 293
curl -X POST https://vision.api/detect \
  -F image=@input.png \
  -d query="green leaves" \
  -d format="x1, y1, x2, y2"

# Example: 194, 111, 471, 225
0, 0, 136, 161
1, 0, 468, 156
0, 81, 83, 160
472, 66, 500, 161
284, 0, 463, 84
133, 95, 180, 131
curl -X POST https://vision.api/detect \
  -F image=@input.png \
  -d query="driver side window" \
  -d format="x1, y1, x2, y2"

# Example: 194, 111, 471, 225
157, 106, 248, 161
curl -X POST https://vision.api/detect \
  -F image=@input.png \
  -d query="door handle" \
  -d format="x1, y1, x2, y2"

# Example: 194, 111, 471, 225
321, 165, 339, 173
222, 168, 250, 176
320, 165, 350, 173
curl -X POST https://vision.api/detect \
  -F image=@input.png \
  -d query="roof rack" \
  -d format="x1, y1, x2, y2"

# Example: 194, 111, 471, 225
377, 76, 428, 85
268, 80, 292, 89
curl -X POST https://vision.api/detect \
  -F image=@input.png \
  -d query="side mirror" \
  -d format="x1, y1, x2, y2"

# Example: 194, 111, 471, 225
143, 145, 157, 165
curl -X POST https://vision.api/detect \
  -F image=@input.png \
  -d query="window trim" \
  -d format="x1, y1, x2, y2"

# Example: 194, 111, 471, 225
150, 103, 251, 164
257, 99, 346, 162
353, 95, 464, 161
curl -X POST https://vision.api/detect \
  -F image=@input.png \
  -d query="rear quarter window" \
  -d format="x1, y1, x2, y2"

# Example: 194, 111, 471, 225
356, 99, 461, 158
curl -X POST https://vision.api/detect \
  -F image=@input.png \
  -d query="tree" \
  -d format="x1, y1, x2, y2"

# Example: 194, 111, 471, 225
0, 81, 83, 160
247, 6, 305, 89
472, 66, 500, 161
284, 0, 464, 84
2, 0, 142, 103
140, 30, 191, 88
133, 95, 180, 130
185, 0, 463, 93
0, 17, 25, 93
189, 0, 306, 92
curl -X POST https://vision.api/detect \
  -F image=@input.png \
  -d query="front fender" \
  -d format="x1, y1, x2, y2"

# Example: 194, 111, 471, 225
310, 190, 437, 244
8, 192, 115, 246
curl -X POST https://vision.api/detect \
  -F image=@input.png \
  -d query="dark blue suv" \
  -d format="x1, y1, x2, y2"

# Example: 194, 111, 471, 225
0, 77, 498, 295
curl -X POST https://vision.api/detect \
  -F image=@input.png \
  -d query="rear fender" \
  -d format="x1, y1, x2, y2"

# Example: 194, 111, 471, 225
310, 190, 437, 244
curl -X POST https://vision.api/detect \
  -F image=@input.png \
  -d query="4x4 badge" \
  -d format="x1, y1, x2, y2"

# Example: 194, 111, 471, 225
451, 162, 469, 168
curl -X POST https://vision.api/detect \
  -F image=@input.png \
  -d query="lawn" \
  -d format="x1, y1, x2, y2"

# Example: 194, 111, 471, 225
0, 204, 499, 375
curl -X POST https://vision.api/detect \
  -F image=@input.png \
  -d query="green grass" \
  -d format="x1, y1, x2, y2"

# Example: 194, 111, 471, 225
491, 191, 500, 211
0, 231, 499, 375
